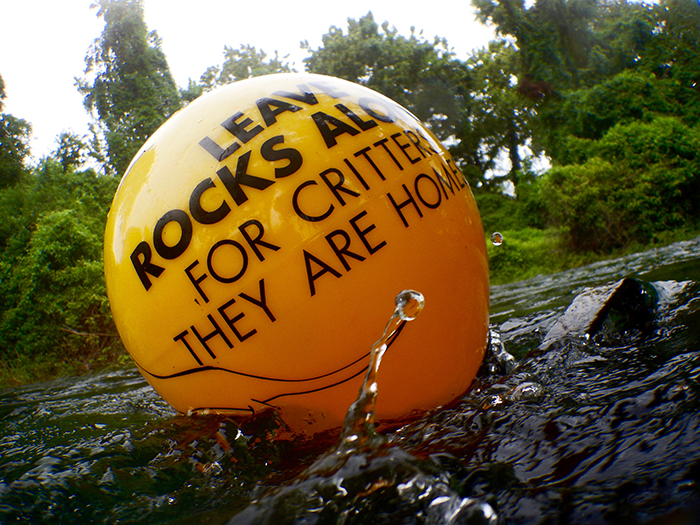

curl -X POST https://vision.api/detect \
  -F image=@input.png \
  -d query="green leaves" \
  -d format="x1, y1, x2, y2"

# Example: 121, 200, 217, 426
535, 117, 700, 252
0, 74, 31, 189
78, 0, 181, 176
304, 12, 468, 144
0, 161, 121, 381
199, 45, 292, 90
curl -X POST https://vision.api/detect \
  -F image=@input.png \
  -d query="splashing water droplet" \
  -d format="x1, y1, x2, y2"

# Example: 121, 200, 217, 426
395, 289, 425, 321
340, 290, 425, 449
491, 232, 503, 246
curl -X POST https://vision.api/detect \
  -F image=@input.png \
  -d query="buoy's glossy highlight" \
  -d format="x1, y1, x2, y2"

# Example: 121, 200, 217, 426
104, 73, 489, 430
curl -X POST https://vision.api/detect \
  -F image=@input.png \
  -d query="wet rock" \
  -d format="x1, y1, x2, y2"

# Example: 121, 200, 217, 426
539, 278, 658, 350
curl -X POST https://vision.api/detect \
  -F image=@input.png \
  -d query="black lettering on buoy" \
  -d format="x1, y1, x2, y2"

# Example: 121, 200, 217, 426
260, 135, 303, 179
434, 160, 467, 196
319, 168, 360, 205
311, 111, 360, 149
354, 146, 386, 181
292, 180, 334, 222
190, 314, 233, 358
387, 184, 423, 228
325, 229, 366, 271
415, 173, 442, 209
221, 111, 264, 144
130, 241, 165, 291
357, 97, 397, 123
273, 84, 319, 105
309, 80, 349, 99
446, 157, 468, 188
390, 132, 420, 165
190, 178, 231, 225
256, 98, 302, 126
154, 210, 192, 260
373, 137, 404, 171
303, 249, 342, 297
217, 151, 275, 206
433, 166, 456, 199
349, 210, 387, 255
238, 219, 280, 261
173, 330, 203, 365
239, 278, 276, 322
217, 297, 256, 343
185, 260, 209, 303
207, 239, 249, 284
334, 103, 378, 131
343, 157, 370, 191
198, 136, 241, 162
405, 129, 437, 158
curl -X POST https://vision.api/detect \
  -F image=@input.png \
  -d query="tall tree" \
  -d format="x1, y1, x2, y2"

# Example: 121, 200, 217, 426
455, 40, 536, 190
471, 0, 685, 164
0, 74, 31, 189
473, 0, 601, 94
639, 0, 700, 123
303, 12, 470, 144
77, 0, 180, 175
53, 131, 90, 173
199, 44, 292, 91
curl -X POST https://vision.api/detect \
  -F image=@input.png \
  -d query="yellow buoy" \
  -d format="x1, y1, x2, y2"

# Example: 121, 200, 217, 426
104, 73, 489, 430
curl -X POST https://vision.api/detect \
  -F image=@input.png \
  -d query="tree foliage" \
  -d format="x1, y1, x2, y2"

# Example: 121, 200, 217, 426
53, 132, 90, 173
304, 12, 470, 144
0, 75, 31, 189
0, 160, 121, 382
302, 12, 536, 189
199, 44, 292, 91
470, 0, 700, 251
521, 116, 700, 251
77, 0, 181, 175
456, 40, 536, 189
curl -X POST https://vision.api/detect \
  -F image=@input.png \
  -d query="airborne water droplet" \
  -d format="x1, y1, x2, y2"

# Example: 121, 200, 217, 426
395, 289, 425, 321
491, 232, 503, 246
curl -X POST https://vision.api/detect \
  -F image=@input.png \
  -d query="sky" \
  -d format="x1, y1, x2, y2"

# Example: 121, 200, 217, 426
1, 0, 495, 162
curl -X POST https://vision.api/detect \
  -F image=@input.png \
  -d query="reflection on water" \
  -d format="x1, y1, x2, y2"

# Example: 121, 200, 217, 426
1, 237, 699, 524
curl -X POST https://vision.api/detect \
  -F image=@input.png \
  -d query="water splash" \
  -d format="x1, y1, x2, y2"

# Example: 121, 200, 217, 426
491, 232, 503, 246
227, 289, 497, 524
340, 290, 425, 449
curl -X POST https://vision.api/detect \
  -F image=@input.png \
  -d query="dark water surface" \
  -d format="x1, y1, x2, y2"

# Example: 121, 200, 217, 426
2, 238, 700, 524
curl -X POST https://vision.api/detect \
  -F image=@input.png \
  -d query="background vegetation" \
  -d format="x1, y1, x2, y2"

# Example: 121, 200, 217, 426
1, 0, 698, 385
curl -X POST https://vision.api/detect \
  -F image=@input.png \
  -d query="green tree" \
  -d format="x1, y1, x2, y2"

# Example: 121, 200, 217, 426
455, 40, 536, 190
53, 131, 90, 173
0, 74, 31, 189
77, 0, 181, 175
179, 78, 204, 105
303, 12, 470, 144
472, 0, 661, 158
639, 0, 700, 123
0, 160, 121, 382
534, 117, 700, 251
199, 44, 292, 91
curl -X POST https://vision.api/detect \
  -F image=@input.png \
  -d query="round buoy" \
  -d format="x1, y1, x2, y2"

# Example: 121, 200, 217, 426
104, 73, 489, 430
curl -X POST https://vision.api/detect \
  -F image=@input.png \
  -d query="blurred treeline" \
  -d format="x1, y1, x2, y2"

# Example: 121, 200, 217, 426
0, 0, 698, 383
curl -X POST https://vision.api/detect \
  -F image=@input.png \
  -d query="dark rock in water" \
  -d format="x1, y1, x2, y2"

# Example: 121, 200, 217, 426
539, 278, 658, 350
480, 278, 659, 375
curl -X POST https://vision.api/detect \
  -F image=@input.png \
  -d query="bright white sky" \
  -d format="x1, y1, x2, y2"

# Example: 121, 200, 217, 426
1, 0, 495, 162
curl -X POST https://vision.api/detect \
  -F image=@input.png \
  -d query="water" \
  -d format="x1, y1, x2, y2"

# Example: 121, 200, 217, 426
339, 290, 424, 449
1, 237, 700, 524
